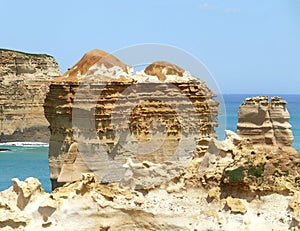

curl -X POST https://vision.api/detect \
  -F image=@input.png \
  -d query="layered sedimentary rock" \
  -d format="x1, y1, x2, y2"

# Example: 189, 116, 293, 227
237, 96, 294, 147
0, 49, 61, 142
1, 131, 300, 230
44, 49, 219, 189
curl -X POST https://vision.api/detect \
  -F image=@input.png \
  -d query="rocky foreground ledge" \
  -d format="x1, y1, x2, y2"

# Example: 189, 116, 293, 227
1, 131, 300, 231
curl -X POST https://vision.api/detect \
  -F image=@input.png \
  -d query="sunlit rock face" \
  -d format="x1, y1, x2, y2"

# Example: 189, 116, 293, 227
0, 49, 61, 142
237, 96, 294, 147
44, 49, 219, 189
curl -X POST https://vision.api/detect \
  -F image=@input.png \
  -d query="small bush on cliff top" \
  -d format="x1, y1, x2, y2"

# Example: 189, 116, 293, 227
225, 166, 244, 183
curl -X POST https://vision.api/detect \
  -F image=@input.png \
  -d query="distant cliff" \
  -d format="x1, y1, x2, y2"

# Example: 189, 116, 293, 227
237, 96, 294, 148
0, 49, 61, 142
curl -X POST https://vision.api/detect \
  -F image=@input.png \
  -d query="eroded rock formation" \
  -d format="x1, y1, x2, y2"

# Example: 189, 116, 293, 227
44, 49, 219, 189
1, 131, 300, 230
237, 96, 294, 147
0, 49, 61, 142
2, 48, 300, 230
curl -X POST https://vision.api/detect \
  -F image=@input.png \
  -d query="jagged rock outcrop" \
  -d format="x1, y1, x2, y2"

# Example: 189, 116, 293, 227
199, 130, 299, 194
0, 49, 61, 142
237, 96, 294, 147
1, 131, 300, 230
44, 49, 219, 189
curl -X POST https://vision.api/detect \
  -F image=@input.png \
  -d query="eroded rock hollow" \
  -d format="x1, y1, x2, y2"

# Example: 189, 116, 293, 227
44, 49, 219, 189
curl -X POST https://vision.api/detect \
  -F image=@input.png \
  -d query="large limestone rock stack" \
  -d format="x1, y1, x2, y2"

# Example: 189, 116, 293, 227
44, 49, 219, 189
236, 96, 294, 147
0, 49, 61, 142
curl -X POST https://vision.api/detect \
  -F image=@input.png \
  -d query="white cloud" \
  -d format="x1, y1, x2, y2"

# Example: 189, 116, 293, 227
198, 3, 217, 11
224, 8, 241, 13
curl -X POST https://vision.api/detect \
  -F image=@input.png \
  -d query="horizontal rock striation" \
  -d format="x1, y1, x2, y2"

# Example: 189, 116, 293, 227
236, 96, 294, 147
0, 49, 61, 142
44, 49, 219, 189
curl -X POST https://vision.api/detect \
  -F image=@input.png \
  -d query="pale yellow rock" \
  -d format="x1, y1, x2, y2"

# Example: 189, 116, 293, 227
202, 209, 221, 222
226, 197, 247, 214
165, 180, 185, 194
12, 177, 44, 210
207, 187, 220, 201
289, 192, 300, 224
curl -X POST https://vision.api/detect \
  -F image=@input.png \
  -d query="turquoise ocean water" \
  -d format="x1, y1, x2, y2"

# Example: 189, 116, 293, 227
0, 144, 51, 192
0, 94, 299, 192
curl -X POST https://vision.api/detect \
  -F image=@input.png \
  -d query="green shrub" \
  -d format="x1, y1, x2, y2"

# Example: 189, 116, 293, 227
248, 163, 265, 177
225, 166, 244, 183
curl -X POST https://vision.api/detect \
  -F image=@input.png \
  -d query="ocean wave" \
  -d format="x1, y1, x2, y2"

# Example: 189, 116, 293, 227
0, 142, 49, 147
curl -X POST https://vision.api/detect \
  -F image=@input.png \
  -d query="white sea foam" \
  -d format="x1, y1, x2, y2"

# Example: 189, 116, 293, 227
0, 142, 49, 147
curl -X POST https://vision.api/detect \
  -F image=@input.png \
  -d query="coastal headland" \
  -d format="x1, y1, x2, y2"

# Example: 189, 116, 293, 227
0, 49, 300, 230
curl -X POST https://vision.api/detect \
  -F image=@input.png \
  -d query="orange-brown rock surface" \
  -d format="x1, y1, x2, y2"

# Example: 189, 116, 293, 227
0, 49, 61, 142
44, 49, 219, 189
237, 96, 294, 147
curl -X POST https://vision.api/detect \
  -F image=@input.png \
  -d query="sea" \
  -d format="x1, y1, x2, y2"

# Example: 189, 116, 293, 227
0, 94, 299, 193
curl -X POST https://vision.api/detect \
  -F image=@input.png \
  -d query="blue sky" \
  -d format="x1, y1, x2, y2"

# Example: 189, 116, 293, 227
0, 0, 299, 94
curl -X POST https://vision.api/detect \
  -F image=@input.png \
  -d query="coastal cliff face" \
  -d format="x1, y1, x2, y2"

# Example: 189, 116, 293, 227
237, 96, 294, 147
0, 49, 61, 142
44, 49, 219, 189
